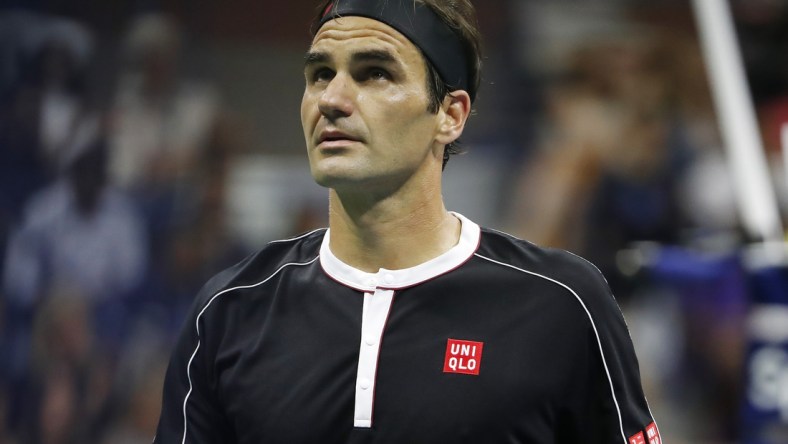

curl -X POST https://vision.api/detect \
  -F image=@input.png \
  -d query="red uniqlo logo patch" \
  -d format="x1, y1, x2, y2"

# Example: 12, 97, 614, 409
645, 422, 661, 444
443, 339, 483, 375
629, 431, 645, 444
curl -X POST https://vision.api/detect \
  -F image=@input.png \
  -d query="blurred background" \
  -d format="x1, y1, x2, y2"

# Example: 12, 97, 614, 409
1, 0, 788, 442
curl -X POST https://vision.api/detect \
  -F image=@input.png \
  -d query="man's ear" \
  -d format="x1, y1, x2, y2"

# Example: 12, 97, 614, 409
435, 90, 471, 146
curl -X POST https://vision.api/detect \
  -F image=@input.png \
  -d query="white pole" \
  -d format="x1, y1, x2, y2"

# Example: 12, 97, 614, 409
783, 123, 788, 205
691, 0, 784, 243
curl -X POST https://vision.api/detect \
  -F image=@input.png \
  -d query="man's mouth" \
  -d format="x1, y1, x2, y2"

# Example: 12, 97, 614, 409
318, 130, 361, 147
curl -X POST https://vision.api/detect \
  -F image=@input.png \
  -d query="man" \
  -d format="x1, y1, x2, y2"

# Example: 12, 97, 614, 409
155, 1, 660, 443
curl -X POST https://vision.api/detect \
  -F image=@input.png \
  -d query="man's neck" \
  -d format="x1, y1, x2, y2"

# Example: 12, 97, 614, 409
327, 188, 461, 273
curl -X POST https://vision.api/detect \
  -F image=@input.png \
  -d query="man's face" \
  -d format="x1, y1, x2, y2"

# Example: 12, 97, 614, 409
301, 16, 442, 193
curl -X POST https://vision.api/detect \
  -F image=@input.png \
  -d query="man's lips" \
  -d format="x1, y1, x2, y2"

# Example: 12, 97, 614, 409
317, 130, 362, 147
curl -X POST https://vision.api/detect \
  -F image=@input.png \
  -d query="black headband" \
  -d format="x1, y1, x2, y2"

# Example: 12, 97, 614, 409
318, 0, 474, 101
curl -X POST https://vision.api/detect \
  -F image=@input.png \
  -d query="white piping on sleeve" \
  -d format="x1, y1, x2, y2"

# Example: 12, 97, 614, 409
181, 342, 202, 444
181, 255, 320, 443
268, 228, 326, 244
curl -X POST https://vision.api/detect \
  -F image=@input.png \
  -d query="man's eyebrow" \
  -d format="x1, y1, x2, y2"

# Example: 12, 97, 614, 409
304, 49, 399, 68
350, 49, 397, 64
304, 51, 330, 67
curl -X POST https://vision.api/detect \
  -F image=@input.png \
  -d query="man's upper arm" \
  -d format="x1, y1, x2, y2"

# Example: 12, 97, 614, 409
546, 250, 659, 444
155, 294, 233, 442
576, 262, 660, 444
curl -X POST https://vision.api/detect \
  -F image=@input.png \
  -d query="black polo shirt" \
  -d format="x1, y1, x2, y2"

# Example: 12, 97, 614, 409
155, 213, 659, 444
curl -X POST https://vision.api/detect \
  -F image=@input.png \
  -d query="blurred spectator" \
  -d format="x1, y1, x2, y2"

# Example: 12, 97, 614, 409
2, 123, 148, 439
20, 292, 113, 444
107, 13, 234, 243
102, 12, 246, 350
506, 31, 688, 297
32, 23, 94, 164
3, 126, 148, 311
0, 14, 94, 273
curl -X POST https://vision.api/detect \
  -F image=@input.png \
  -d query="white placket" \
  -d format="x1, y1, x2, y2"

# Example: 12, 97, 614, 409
318, 214, 481, 428
353, 277, 395, 428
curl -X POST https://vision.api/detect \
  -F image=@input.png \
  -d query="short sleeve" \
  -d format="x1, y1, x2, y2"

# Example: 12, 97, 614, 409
559, 256, 659, 444
155, 286, 234, 443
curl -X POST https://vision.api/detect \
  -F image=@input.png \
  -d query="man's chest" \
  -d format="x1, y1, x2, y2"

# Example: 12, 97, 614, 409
211, 275, 589, 443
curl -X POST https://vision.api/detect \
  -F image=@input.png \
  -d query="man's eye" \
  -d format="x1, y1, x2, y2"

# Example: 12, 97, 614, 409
367, 68, 390, 80
312, 68, 334, 83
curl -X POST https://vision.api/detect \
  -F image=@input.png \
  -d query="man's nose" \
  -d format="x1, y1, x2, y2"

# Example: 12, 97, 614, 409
318, 73, 354, 120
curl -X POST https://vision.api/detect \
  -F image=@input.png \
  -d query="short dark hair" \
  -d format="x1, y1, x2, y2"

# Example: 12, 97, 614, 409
311, 0, 483, 169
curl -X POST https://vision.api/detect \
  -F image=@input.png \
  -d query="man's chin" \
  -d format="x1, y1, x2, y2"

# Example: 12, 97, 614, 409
310, 161, 365, 187
312, 174, 363, 190
311, 171, 389, 196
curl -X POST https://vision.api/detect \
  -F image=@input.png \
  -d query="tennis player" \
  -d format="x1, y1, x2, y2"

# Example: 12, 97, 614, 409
154, 1, 660, 443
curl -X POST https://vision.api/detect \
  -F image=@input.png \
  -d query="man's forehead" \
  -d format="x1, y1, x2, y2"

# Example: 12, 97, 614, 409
310, 16, 419, 57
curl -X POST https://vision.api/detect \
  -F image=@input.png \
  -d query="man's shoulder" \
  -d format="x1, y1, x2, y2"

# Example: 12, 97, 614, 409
476, 227, 611, 300
194, 228, 326, 305
475, 227, 627, 335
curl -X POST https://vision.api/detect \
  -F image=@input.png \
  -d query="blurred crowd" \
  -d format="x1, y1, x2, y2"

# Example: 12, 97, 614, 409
1, 1, 787, 443
0, 11, 244, 443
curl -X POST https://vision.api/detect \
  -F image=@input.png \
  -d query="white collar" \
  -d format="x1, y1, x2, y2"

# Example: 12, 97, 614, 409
319, 212, 480, 291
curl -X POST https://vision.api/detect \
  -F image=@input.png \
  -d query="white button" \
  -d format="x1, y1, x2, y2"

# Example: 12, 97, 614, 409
360, 378, 371, 390
364, 335, 377, 346
367, 278, 376, 287
383, 274, 394, 284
